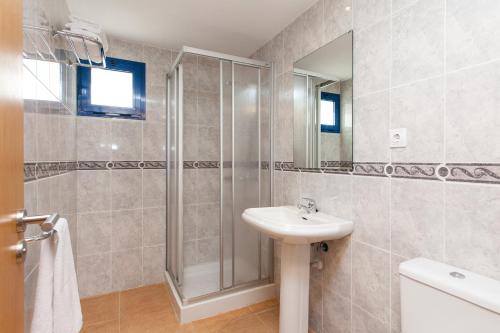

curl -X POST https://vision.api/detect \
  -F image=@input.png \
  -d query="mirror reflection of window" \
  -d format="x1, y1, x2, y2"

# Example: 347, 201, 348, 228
321, 100, 334, 125
320, 92, 340, 133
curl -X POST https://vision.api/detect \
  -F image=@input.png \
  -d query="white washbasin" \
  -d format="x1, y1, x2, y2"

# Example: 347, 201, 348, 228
242, 205, 353, 333
242, 206, 353, 244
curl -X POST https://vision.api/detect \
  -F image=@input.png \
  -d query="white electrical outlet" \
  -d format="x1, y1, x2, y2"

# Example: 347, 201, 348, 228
390, 128, 407, 148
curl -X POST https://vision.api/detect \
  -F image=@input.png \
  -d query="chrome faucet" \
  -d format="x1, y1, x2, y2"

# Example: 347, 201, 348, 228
297, 197, 318, 214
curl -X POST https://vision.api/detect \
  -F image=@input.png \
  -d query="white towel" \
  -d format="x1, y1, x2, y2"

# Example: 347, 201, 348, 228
30, 218, 82, 333
67, 15, 102, 34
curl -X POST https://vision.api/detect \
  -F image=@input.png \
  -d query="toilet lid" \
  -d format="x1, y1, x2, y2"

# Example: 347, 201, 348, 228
400, 258, 500, 315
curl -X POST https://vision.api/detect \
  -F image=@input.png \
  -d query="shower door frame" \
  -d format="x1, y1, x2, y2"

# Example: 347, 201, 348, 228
166, 46, 275, 305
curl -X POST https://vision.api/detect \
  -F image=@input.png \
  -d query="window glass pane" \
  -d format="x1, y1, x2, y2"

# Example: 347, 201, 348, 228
23, 59, 61, 101
321, 100, 335, 126
91, 68, 133, 108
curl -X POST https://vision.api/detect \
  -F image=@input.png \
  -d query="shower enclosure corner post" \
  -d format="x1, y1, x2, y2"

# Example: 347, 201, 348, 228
219, 59, 225, 291
177, 62, 184, 286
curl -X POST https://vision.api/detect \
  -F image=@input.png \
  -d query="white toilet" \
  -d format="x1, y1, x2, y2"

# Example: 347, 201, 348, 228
400, 258, 500, 333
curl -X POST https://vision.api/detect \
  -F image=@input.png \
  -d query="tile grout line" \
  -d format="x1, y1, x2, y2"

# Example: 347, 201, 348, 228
442, 0, 448, 267
389, 0, 394, 330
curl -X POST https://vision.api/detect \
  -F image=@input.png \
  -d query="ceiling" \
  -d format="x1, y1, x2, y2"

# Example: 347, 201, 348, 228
65, 0, 317, 57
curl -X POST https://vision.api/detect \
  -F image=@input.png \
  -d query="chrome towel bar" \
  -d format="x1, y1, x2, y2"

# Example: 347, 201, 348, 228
15, 209, 61, 263
16, 209, 60, 242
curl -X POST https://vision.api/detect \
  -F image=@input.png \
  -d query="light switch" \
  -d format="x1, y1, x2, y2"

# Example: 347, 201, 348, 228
390, 128, 407, 148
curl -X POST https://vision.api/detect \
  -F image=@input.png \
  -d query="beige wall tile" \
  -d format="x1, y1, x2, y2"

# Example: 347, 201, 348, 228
77, 211, 112, 256
142, 169, 166, 208
112, 248, 143, 291
324, 0, 353, 43
143, 207, 166, 246
445, 182, 500, 280
111, 119, 142, 161
352, 241, 390, 323
391, 179, 444, 260
353, 176, 390, 250
391, 0, 445, 86
353, 0, 390, 31
111, 169, 142, 210
390, 76, 444, 162
112, 209, 142, 251
77, 170, 111, 213
77, 253, 112, 298
446, 0, 500, 71
446, 60, 500, 163
353, 19, 391, 97
323, 237, 352, 298
353, 91, 390, 162
352, 305, 389, 333
323, 288, 351, 333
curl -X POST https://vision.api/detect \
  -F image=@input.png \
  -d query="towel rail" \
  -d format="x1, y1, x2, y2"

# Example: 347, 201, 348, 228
23, 24, 107, 68
16, 209, 60, 241
15, 210, 60, 263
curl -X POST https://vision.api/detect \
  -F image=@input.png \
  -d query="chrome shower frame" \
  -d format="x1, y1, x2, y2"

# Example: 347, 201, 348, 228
166, 46, 275, 305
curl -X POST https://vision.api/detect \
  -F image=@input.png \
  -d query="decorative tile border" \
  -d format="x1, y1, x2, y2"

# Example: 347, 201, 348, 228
24, 160, 167, 181
321, 161, 354, 169
26, 160, 500, 185
112, 161, 141, 169
77, 161, 108, 170
352, 162, 387, 177
24, 163, 37, 182
144, 161, 166, 169
273, 161, 500, 185
390, 163, 440, 181
24, 161, 78, 181
446, 163, 500, 185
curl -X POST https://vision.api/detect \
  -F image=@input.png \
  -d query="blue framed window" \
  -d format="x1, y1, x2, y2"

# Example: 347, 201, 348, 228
77, 57, 146, 119
320, 92, 340, 133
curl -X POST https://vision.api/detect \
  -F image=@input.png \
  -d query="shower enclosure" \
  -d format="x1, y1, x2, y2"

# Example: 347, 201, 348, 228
166, 47, 274, 306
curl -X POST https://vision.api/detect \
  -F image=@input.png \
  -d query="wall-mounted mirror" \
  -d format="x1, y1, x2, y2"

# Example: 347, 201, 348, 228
293, 31, 353, 170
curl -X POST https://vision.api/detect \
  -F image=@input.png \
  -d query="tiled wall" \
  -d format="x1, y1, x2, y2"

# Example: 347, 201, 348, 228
23, 0, 75, 330
75, 38, 171, 297
252, 0, 500, 332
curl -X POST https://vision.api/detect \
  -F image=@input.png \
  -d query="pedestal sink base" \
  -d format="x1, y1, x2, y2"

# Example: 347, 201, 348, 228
279, 243, 311, 333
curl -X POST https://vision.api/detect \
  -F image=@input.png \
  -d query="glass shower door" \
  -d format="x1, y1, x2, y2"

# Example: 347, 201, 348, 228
233, 63, 261, 285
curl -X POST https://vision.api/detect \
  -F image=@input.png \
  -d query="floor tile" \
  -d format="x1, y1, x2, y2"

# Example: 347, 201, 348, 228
192, 307, 252, 333
81, 293, 119, 325
257, 308, 279, 332
218, 313, 272, 333
80, 284, 280, 333
248, 299, 279, 314
81, 320, 120, 333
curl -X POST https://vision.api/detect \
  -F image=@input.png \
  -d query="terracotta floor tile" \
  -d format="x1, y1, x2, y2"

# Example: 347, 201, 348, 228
257, 308, 279, 332
248, 299, 279, 314
120, 309, 179, 333
79, 285, 282, 333
120, 284, 172, 317
192, 307, 252, 333
218, 313, 272, 333
81, 320, 120, 333
81, 293, 120, 325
